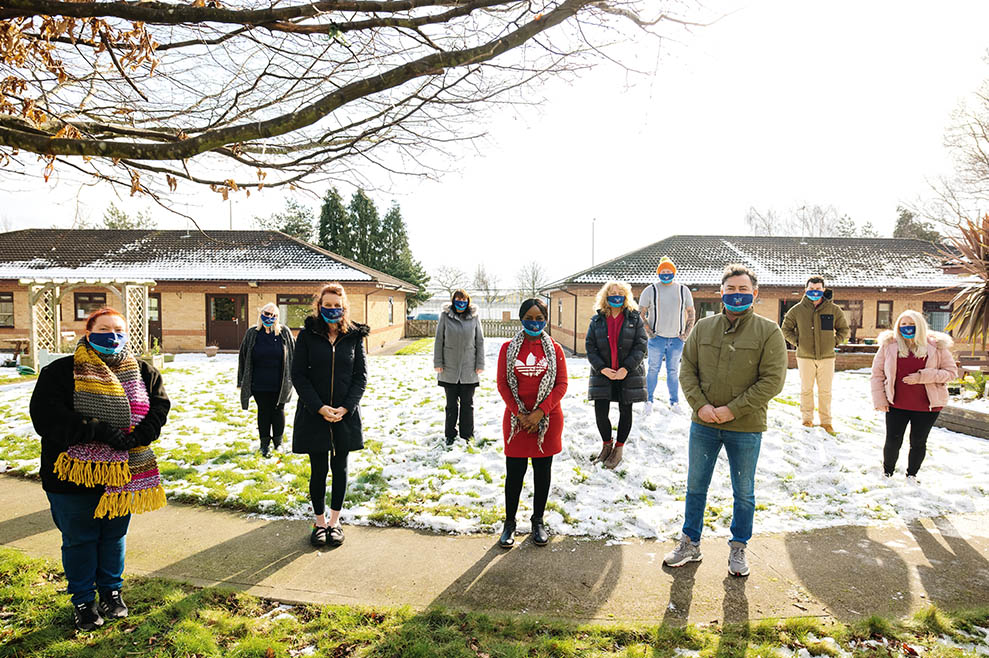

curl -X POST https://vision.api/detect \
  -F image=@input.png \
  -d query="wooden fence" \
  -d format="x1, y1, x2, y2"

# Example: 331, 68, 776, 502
405, 319, 519, 339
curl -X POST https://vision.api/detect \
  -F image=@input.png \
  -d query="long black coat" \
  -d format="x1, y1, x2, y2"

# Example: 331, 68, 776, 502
30, 355, 170, 495
291, 316, 369, 455
585, 309, 648, 403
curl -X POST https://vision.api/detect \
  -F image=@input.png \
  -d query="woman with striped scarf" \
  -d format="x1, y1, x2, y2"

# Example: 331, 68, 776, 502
495, 298, 568, 549
30, 308, 170, 632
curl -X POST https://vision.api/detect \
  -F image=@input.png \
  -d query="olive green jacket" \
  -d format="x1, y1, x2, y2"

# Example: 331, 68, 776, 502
781, 297, 850, 360
679, 308, 788, 433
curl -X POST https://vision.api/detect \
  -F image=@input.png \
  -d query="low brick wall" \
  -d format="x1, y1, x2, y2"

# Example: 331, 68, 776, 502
787, 350, 875, 371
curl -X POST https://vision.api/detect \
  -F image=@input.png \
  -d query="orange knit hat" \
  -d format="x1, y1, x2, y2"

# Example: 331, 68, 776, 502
656, 257, 677, 274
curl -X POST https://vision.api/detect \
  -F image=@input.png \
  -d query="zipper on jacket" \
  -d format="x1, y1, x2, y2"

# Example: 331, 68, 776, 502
329, 338, 336, 458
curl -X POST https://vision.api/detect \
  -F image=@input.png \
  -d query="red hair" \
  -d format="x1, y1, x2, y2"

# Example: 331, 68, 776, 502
85, 307, 125, 331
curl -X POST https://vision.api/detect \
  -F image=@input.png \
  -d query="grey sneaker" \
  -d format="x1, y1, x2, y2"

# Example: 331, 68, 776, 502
663, 533, 702, 567
728, 540, 749, 577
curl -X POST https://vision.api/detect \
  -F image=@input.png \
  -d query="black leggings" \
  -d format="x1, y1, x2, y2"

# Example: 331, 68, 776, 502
252, 391, 285, 440
884, 407, 940, 476
505, 456, 553, 522
442, 383, 476, 439
309, 451, 349, 515
595, 399, 633, 445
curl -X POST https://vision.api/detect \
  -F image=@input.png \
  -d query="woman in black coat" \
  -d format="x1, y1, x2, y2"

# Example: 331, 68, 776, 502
292, 282, 368, 548
585, 281, 648, 469
237, 302, 295, 457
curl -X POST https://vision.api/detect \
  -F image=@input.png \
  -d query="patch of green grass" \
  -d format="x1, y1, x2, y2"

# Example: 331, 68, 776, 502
544, 501, 577, 526
395, 338, 436, 355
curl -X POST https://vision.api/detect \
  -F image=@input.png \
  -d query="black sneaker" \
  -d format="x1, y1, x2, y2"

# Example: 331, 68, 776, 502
445, 436, 456, 447
73, 600, 104, 631
328, 524, 345, 547
98, 589, 128, 619
310, 524, 328, 547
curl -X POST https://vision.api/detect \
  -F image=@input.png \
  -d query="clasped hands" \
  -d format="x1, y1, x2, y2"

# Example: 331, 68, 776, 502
600, 367, 628, 381
516, 408, 545, 433
318, 405, 348, 423
698, 404, 735, 424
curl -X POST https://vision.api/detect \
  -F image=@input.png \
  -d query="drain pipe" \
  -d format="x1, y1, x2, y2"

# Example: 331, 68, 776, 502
563, 287, 579, 354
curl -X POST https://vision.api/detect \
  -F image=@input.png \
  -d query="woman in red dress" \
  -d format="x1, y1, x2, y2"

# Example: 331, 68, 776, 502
495, 298, 568, 548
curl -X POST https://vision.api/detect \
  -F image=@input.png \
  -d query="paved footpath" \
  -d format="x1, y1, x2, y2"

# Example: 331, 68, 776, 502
2, 475, 988, 625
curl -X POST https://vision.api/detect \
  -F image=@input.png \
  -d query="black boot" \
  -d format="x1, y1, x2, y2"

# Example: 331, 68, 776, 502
445, 436, 456, 447
73, 600, 104, 631
272, 435, 283, 451
499, 519, 516, 549
531, 517, 549, 546
260, 437, 271, 458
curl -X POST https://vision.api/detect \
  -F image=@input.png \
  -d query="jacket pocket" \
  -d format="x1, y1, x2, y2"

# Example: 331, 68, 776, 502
820, 314, 835, 331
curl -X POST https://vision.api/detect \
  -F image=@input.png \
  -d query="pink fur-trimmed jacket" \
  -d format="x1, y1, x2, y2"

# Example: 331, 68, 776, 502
870, 330, 957, 411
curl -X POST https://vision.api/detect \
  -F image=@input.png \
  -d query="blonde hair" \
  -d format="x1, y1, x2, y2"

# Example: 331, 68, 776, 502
312, 282, 352, 333
594, 280, 639, 314
894, 309, 929, 358
256, 302, 281, 333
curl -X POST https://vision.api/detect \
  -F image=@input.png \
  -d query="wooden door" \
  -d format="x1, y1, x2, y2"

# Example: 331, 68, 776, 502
206, 294, 247, 349
148, 293, 162, 349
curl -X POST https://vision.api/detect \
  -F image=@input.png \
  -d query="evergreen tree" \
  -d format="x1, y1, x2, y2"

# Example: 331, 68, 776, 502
378, 202, 408, 273
254, 199, 316, 242
318, 187, 351, 256
102, 202, 156, 229
893, 206, 941, 242
348, 190, 382, 268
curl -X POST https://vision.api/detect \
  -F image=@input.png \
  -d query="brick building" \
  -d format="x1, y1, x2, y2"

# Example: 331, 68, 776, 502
0, 229, 415, 354
542, 235, 964, 356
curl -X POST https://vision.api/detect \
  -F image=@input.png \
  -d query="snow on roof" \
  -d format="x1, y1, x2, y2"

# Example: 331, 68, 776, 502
544, 235, 965, 290
0, 229, 414, 290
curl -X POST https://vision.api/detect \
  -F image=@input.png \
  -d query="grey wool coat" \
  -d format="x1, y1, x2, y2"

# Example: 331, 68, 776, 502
237, 325, 296, 410
433, 304, 485, 385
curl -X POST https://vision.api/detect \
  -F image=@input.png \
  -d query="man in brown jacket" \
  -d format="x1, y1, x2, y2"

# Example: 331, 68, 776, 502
665, 264, 788, 578
781, 276, 850, 435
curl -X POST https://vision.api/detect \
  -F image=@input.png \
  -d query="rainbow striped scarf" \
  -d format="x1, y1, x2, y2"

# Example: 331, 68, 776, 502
54, 339, 166, 519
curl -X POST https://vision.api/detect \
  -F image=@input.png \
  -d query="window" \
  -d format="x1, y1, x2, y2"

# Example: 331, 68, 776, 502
277, 294, 311, 329
74, 292, 107, 320
388, 297, 394, 325
923, 301, 951, 333
876, 300, 893, 329
696, 299, 720, 319
834, 300, 863, 329
557, 299, 563, 326
0, 292, 12, 328
148, 295, 160, 322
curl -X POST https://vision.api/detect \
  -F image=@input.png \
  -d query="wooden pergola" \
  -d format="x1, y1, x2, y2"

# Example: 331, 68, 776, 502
19, 277, 156, 368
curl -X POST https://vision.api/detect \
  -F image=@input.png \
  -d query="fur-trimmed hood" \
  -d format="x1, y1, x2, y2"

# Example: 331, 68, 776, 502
443, 303, 478, 320
303, 314, 371, 338
877, 329, 953, 350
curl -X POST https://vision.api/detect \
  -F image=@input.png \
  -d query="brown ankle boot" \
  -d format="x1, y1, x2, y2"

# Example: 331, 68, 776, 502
604, 443, 624, 469
591, 441, 614, 464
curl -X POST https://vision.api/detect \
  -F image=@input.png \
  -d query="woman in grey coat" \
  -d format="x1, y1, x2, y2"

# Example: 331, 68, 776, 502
237, 303, 296, 457
434, 289, 485, 446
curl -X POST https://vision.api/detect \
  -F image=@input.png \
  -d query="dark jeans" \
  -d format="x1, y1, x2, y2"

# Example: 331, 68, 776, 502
504, 456, 553, 522
442, 383, 476, 440
309, 451, 349, 515
253, 391, 285, 440
594, 399, 633, 445
682, 422, 761, 544
884, 407, 939, 476
46, 491, 131, 605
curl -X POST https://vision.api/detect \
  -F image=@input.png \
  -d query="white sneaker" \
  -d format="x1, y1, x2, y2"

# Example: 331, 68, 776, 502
670, 403, 684, 415
643, 402, 653, 416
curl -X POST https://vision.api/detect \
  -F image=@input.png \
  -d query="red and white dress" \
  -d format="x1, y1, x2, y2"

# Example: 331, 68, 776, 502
496, 338, 568, 458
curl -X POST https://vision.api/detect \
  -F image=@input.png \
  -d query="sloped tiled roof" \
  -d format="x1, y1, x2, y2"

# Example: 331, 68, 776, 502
0, 229, 416, 290
544, 235, 964, 290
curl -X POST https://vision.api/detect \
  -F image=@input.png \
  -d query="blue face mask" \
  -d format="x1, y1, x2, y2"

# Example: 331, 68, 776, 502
522, 319, 546, 336
722, 293, 754, 313
453, 300, 469, 312
659, 272, 675, 284
320, 307, 344, 324
88, 332, 127, 355
899, 325, 917, 339
260, 314, 276, 327
607, 295, 625, 308
805, 290, 824, 301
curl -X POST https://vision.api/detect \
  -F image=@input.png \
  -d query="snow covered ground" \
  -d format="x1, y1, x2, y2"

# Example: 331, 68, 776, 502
2, 339, 988, 539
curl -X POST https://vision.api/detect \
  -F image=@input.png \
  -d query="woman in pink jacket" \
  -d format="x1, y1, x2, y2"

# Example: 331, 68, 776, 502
870, 310, 957, 479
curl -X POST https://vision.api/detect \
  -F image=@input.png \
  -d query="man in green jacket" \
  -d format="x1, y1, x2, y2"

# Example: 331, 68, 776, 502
665, 264, 787, 578
781, 276, 850, 435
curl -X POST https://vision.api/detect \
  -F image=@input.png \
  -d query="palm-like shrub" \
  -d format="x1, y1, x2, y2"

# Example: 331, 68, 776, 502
944, 214, 989, 351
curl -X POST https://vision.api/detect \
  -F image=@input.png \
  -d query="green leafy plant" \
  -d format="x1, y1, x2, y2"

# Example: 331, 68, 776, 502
963, 371, 988, 397
943, 214, 989, 351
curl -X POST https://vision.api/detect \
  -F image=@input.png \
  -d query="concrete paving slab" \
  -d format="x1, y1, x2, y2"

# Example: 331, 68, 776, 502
2, 475, 987, 624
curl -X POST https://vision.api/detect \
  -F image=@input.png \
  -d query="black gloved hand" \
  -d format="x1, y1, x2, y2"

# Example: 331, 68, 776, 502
101, 427, 140, 451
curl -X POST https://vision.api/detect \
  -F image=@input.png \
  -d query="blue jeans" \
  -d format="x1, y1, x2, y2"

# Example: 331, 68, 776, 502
682, 422, 761, 544
47, 492, 131, 605
647, 336, 684, 404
